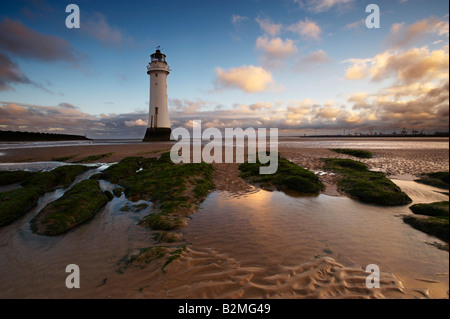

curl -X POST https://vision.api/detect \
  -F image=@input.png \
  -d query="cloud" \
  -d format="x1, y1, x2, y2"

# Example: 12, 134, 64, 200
215, 65, 276, 93
344, 19, 365, 30
0, 52, 56, 93
0, 101, 152, 138
292, 49, 331, 72
256, 36, 298, 68
83, 13, 127, 45
346, 80, 449, 131
249, 102, 272, 111
256, 36, 298, 58
0, 53, 32, 91
255, 17, 282, 36
347, 92, 369, 109
387, 16, 449, 48
19, 0, 55, 21
231, 14, 248, 27
343, 46, 449, 84
294, 0, 355, 13
125, 119, 147, 127
169, 98, 207, 113
1, 82, 448, 139
287, 18, 321, 41
58, 102, 77, 109
343, 58, 371, 80
0, 18, 80, 63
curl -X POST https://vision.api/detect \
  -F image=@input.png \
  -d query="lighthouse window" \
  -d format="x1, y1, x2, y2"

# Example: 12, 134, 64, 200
155, 73, 158, 77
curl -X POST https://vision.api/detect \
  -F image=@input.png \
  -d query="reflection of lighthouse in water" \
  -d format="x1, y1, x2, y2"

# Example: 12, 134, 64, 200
143, 47, 171, 141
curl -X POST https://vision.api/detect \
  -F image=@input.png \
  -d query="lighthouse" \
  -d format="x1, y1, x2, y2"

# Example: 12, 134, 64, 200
143, 47, 171, 141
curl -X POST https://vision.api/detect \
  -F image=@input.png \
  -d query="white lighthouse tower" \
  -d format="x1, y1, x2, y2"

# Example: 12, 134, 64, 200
143, 47, 171, 141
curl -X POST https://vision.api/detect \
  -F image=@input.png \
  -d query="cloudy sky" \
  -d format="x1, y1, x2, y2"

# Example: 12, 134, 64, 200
0, 0, 448, 138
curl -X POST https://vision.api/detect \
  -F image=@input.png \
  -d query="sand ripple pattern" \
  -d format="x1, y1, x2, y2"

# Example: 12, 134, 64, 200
138, 247, 425, 299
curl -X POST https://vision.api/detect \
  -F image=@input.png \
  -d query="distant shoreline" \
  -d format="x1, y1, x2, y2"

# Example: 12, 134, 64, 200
300, 133, 449, 138
0, 130, 92, 142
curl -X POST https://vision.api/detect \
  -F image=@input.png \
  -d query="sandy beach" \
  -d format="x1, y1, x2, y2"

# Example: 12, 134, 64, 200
1, 137, 448, 195
0, 137, 448, 299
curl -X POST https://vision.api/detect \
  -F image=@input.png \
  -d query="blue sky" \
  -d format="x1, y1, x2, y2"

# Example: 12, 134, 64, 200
0, 0, 448, 138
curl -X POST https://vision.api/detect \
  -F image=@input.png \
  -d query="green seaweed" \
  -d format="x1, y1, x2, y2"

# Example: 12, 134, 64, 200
409, 201, 449, 217
139, 213, 186, 231
239, 154, 324, 194
0, 165, 90, 228
330, 149, 373, 158
0, 170, 36, 186
96, 157, 156, 184
403, 201, 449, 243
403, 215, 448, 243
121, 245, 186, 272
98, 153, 215, 230
0, 187, 41, 227
120, 203, 148, 212
31, 179, 111, 236
152, 231, 183, 243
415, 172, 449, 190
323, 158, 412, 206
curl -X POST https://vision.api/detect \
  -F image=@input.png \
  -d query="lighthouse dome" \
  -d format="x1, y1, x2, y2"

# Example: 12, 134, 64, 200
151, 49, 166, 63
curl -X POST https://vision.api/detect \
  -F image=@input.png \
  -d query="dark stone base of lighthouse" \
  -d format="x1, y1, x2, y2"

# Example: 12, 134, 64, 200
142, 127, 172, 142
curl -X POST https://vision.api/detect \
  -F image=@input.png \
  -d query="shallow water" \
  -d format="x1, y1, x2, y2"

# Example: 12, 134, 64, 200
0, 165, 448, 298
183, 185, 448, 298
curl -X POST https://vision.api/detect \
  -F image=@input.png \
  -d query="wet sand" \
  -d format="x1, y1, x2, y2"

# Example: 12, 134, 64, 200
0, 137, 448, 299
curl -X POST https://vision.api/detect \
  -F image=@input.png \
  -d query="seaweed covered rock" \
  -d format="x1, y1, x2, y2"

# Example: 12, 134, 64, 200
119, 245, 186, 273
239, 154, 324, 194
0, 165, 90, 228
403, 201, 449, 244
95, 153, 215, 245
98, 153, 215, 216
323, 158, 412, 206
415, 172, 449, 190
31, 179, 110, 236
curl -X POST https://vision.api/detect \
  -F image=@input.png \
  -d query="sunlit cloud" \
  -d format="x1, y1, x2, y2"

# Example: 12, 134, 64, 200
344, 46, 449, 84
292, 49, 331, 73
125, 119, 147, 126
387, 16, 449, 48
287, 18, 321, 41
255, 17, 282, 37
256, 36, 297, 58
214, 65, 276, 93
256, 36, 298, 69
